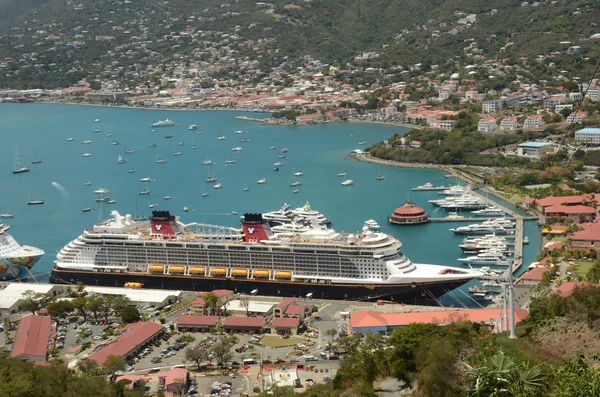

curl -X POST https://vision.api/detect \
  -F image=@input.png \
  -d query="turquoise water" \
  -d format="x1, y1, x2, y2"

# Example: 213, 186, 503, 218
1, 103, 539, 305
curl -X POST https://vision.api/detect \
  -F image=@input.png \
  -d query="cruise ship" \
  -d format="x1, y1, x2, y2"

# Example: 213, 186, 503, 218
0, 224, 44, 279
50, 210, 481, 302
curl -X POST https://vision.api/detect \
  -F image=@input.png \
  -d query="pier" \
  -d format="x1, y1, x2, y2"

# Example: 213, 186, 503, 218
464, 189, 524, 275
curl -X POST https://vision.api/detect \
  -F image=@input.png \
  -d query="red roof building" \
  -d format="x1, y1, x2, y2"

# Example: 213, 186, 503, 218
158, 368, 188, 395
554, 282, 599, 297
535, 195, 596, 213
349, 308, 529, 334
544, 204, 596, 222
521, 267, 552, 282
11, 315, 52, 362
271, 317, 301, 336
88, 322, 165, 366
389, 200, 429, 225
570, 221, 600, 253
176, 315, 220, 332
222, 316, 266, 333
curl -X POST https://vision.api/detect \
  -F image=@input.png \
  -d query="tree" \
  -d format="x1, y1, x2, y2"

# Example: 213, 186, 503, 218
552, 352, 600, 396
76, 281, 86, 294
184, 344, 209, 369
464, 353, 548, 397
240, 297, 251, 317
47, 300, 74, 319
120, 306, 140, 324
211, 336, 233, 368
86, 295, 103, 322
586, 261, 600, 283
110, 296, 131, 318
202, 292, 218, 315
102, 355, 126, 382
18, 292, 41, 315
72, 297, 88, 321
325, 328, 338, 342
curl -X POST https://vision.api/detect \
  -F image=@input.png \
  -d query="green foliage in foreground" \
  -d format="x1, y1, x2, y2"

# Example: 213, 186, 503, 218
0, 357, 145, 397
526, 282, 600, 328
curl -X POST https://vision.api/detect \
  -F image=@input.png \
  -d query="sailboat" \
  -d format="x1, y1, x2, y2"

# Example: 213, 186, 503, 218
12, 148, 30, 173
117, 154, 127, 164
134, 201, 147, 221
155, 148, 167, 163
376, 169, 385, 180
82, 205, 91, 212
82, 149, 92, 157
337, 168, 347, 177
27, 188, 44, 205
290, 170, 302, 187
202, 186, 209, 197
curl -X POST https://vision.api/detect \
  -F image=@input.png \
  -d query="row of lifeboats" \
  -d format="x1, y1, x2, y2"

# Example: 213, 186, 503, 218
146, 264, 292, 280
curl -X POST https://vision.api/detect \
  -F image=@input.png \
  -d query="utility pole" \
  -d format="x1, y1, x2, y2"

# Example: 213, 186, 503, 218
502, 282, 508, 332
508, 261, 517, 339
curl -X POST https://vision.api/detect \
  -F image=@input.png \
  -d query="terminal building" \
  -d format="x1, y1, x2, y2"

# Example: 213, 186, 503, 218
0, 283, 63, 314
84, 286, 182, 308
517, 142, 554, 156
575, 128, 600, 145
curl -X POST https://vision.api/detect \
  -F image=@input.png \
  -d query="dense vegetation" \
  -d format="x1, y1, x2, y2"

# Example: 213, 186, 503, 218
0, 0, 600, 88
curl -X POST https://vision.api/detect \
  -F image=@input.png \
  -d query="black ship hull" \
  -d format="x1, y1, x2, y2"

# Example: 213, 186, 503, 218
50, 268, 473, 303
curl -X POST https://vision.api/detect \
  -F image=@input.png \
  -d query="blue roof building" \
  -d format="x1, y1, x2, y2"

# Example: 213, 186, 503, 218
517, 141, 554, 156
575, 128, 600, 145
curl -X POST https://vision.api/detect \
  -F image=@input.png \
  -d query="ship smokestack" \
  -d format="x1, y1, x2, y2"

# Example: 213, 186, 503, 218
149, 210, 179, 239
241, 213, 272, 242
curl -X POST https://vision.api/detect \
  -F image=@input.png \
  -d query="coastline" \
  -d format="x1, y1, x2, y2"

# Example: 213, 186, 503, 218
353, 153, 448, 171
34, 100, 415, 129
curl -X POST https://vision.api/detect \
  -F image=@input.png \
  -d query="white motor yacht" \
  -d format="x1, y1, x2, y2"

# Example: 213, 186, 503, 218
458, 251, 511, 266
472, 207, 504, 217
213, 183, 222, 189
140, 177, 152, 182
450, 224, 507, 234
217, 136, 226, 140
94, 188, 109, 195
152, 119, 175, 127
256, 178, 267, 184
364, 219, 380, 230
341, 179, 354, 186
188, 125, 198, 130
272, 221, 312, 234
294, 171, 304, 177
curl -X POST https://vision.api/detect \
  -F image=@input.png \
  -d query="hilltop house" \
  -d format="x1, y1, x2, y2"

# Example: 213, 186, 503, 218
523, 115, 544, 129
482, 99, 503, 113
500, 116, 520, 131
478, 118, 497, 133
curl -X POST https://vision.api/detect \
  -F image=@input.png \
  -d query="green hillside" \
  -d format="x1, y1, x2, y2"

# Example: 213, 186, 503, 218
0, 0, 599, 88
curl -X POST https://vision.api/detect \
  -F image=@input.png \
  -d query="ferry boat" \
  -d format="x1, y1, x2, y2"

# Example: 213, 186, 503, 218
152, 119, 175, 127
50, 210, 481, 302
0, 223, 44, 280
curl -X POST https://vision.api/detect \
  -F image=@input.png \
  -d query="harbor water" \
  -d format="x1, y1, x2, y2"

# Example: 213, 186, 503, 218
0, 104, 540, 306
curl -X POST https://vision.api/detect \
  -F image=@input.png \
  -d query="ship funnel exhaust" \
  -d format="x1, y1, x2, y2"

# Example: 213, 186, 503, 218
241, 213, 272, 242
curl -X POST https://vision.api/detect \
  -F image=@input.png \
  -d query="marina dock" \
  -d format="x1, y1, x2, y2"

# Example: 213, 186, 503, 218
464, 189, 525, 275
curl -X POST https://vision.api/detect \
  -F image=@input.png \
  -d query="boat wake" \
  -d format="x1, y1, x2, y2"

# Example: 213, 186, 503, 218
52, 181, 70, 198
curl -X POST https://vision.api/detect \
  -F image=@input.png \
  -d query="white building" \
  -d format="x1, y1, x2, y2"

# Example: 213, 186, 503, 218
264, 368, 299, 390
500, 116, 520, 131
223, 299, 276, 316
478, 118, 497, 133
0, 283, 65, 313
482, 99, 503, 113
517, 142, 554, 156
84, 286, 182, 308
523, 115, 544, 129
575, 128, 600, 145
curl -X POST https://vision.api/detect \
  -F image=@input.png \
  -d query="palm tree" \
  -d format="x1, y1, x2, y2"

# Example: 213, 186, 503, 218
202, 292, 218, 315
464, 353, 548, 397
